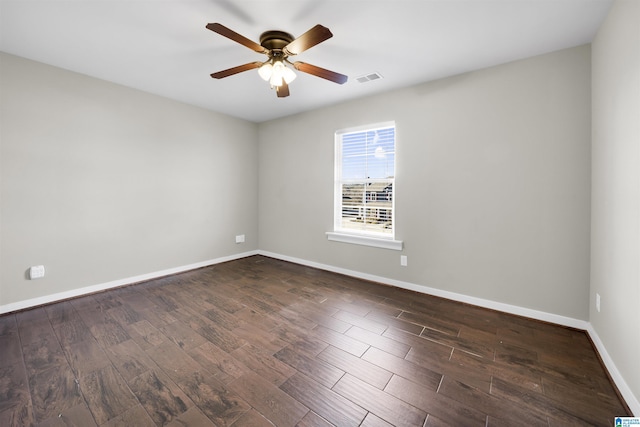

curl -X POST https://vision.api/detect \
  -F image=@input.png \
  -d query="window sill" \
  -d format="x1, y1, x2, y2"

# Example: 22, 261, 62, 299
326, 232, 403, 251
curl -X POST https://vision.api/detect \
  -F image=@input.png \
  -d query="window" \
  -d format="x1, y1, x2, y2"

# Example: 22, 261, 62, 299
327, 122, 402, 250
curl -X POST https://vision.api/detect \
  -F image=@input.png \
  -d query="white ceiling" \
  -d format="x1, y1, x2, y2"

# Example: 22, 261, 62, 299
0, 0, 612, 123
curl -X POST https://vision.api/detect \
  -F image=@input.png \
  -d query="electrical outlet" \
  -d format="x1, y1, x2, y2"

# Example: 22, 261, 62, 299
29, 265, 45, 280
596, 293, 601, 312
235, 234, 245, 244
400, 255, 407, 266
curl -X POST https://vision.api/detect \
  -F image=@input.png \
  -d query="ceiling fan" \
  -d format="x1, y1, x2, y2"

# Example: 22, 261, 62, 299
206, 23, 348, 98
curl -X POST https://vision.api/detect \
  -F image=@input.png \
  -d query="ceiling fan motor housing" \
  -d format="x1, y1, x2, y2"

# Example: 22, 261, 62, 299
260, 30, 295, 52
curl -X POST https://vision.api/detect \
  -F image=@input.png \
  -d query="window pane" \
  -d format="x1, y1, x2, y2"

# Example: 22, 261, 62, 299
341, 127, 395, 181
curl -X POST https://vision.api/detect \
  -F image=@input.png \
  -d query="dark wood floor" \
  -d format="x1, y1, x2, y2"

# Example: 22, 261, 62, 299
0, 255, 631, 426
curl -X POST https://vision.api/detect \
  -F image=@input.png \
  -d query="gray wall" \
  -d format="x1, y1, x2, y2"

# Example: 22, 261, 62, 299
258, 45, 592, 320
591, 0, 640, 410
1, 53, 259, 308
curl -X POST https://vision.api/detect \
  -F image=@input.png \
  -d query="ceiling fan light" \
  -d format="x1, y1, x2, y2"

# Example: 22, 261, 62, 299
270, 61, 285, 86
283, 66, 296, 84
258, 62, 273, 81
270, 74, 283, 87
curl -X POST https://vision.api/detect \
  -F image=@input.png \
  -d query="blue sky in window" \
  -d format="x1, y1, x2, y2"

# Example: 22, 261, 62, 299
341, 127, 395, 180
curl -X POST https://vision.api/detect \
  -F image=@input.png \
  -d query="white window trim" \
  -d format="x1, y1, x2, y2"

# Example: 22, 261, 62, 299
326, 231, 403, 251
328, 121, 403, 250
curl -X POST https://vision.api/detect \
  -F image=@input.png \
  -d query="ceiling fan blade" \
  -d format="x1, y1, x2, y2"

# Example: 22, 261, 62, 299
206, 23, 268, 54
292, 62, 348, 84
210, 62, 263, 79
283, 24, 333, 56
276, 82, 290, 98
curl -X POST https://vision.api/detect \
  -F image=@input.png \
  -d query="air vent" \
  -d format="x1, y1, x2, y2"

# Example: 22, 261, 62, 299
356, 72, 383, 83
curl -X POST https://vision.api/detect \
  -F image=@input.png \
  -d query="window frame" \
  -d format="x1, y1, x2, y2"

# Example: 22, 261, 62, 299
327, 121, 403, 251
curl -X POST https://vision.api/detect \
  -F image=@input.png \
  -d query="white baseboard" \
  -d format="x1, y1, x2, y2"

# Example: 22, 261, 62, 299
259, 250, 638, 415
0, 250, 259, 315
586, 324, 640, 415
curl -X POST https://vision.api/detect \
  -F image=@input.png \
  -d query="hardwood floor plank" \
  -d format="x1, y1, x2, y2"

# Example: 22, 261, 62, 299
236, 294, 279, 315
165, 406, 217, 427
317, 345, 392, 390
399, 311, 460, 336
0, 314, 18, 336
138, 307, 178, 329
420, 327, 494, 358
22, 335, 67, 378
227, 372, 308, 427
491, 376, 607, 426
232, 308, 281, 332
322, 296, 380, 318
437, 375, 548, 427
44, 302, 79, 326
174, 371, 251, 427
0, 401, 34, 427
0, 334, 22, 368
275, 307, 318, 331
286, 285, 330, 304
231, 323, 289, 354
65, 338, 111, 379
29, 365, 84, 422
103, 339, 157, 382
405, 346, 493, 393
159, 320, 208, 351
230, 343, 297, 386
292, 303, 349, 333
53, 318, 93, 348
0, 363, 32, 425
424, 413, 451, 426
229, 408, 275, 427
127, 369, 194, 426
382, 326, 453, 361
202, 307, 244, 331
35, 403, 97, 427
345, 325, 411, 358
204, 292, 246, 315
106, 303, 143, 327
144, 341, 203, 385
186, 342, 248, 385
295, 410, 334, 427
383, 374, 486, 426
86, 318, 131, 349
125, 319, 167, 350
15, 307, 48, 326
100, 404, 156, 427
312, 326, 370, 357
542, 375, 627, 417
271, 323, 329, 358
196, 321, 247, 354
360, 412, 395, 427
279, 372, 367, 427
365, 311, 425, 335
18, 318, 55, 346
446, 349, 494, 392
79, 365, 138, 425
332, 373, 427, 427
361, 347, 442, 392
333, 310, 387, 335
274, 345, 345, 389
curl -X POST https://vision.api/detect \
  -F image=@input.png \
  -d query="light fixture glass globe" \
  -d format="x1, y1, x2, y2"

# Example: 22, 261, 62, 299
283, 66, 297, 84
258, 62, 273, 81
270, 61, 285, 87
